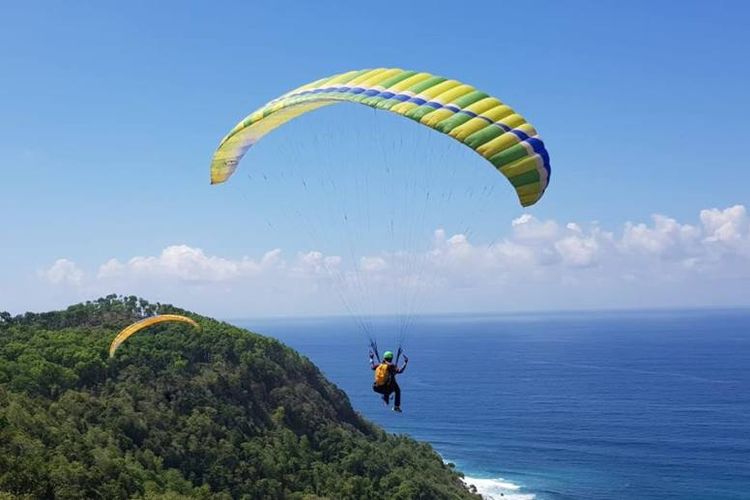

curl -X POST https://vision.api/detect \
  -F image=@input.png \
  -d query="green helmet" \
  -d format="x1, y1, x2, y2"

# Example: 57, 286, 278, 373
383, 351, 394, 361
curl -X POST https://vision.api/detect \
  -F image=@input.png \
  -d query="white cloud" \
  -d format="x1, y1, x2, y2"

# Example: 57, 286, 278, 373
700, 205, 749, 255
293, 251, 341, 276
511, 213, 559, 241
701, 205, 747, 240
37, 205, 750, 316
555, 235, 599, 268
621, 215, 700, 257
97, 245, 284, 283
39, 259, 84, 286
360, 256, 388, 272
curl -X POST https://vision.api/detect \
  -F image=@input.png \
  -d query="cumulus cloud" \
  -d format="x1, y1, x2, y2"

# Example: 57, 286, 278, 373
621, 215, 700, 257
97, 245, 284, 283
39, 259, 84, 286
700, 205, 750, 257
511, 213, 559, 241
292, 251, 342, 277
39, 205, 750, 316
555, 235, 599, 268
360, 256, 388, 272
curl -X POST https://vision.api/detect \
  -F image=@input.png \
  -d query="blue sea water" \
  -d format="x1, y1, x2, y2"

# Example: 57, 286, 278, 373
237, 309, 750, 499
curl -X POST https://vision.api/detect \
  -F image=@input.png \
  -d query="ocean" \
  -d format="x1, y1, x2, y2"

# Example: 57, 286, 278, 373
237, 309, 750, 499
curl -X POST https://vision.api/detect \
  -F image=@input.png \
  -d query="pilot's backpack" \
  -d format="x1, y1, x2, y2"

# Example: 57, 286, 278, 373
374, 362, 390, 387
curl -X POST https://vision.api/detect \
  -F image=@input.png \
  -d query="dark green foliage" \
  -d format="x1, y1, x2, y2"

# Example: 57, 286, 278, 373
0, 296, 476, 499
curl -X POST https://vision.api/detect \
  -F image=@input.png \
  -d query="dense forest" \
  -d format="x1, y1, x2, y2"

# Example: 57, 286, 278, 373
0, 295, 478, 499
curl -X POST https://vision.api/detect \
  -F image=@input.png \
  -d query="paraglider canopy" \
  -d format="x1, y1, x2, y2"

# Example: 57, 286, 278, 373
210, 67, 551, 207
109, 314, 201, 358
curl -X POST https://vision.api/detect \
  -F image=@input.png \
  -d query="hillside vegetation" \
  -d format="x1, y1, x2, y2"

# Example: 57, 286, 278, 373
0, 296, 477, 499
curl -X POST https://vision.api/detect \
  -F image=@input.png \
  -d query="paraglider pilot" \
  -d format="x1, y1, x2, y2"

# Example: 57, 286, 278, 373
371, 350, 408, 412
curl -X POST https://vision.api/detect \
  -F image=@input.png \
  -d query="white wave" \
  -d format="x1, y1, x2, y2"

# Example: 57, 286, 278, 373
462, 475, 536, 500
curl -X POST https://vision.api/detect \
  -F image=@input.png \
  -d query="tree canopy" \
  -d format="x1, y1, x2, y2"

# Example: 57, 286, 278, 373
0, 295, 477, 499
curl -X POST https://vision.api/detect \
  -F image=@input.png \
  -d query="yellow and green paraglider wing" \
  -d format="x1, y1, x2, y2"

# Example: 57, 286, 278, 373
109, 314, 201, 358
210, 68, 551, 207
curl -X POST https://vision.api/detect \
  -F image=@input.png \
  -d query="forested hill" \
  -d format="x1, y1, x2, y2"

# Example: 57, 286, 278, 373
0, 295, 477, 499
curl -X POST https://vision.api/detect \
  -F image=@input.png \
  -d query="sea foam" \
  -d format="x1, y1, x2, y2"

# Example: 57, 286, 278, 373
462, 475, 535, 500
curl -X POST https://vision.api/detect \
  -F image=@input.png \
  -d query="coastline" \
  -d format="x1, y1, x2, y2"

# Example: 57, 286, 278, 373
442, 456, 536, 500
461, 475, 536, 500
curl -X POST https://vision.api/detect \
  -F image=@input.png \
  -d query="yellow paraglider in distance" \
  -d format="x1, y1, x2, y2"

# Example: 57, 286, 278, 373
109, 314, 201, 358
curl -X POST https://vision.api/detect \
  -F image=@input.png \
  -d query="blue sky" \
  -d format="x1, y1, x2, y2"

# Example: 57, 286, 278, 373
2, 1, 749, 317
